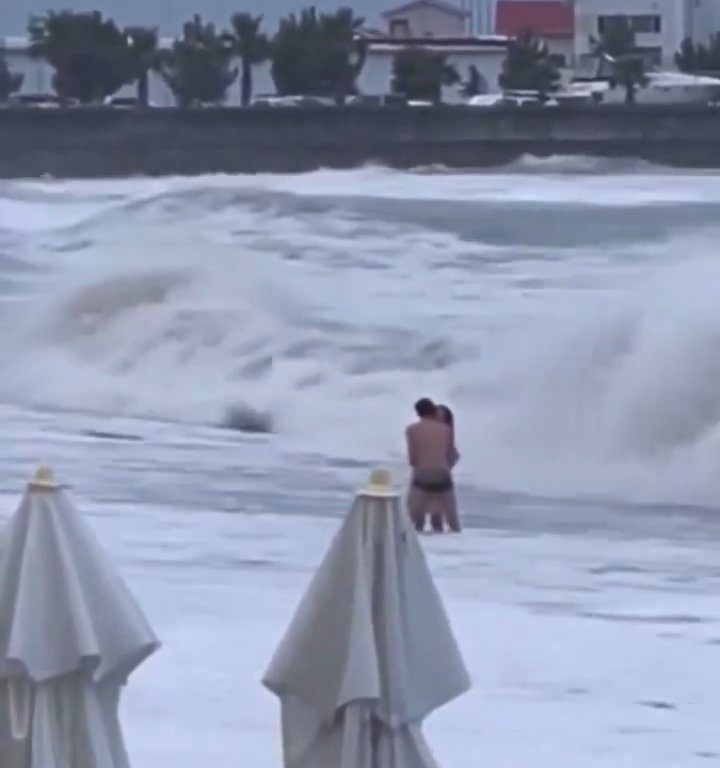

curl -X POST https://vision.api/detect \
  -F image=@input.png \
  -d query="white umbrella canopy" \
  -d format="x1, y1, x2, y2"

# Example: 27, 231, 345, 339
263, 469, 471, 768
0, 520, 28, 768
0, 467, 160, 768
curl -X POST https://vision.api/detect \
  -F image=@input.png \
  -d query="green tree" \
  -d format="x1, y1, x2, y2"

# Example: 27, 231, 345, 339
158, 15, 237, 107
611, 55, 647, 104
676, 34, 720, 73
0, 56, 24, 102
700, 32, 720, 70
227, 13, 270, 106
596, 15, 635, 58
593, 15, 648, 104
319, 8, 367, 104
391, 47, 459, 103
675, 38, 703, 73
28, 10, 134, 103
271, 7, 367, 103
499, 30, 561, 98
125, 26, 159, 106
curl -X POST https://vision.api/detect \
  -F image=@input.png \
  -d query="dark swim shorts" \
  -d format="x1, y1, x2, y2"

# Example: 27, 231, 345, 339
411, 469, 453, 493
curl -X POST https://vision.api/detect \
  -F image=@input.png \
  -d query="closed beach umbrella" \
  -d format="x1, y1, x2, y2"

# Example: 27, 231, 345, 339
263, 468, 470, 768
0, 467, 160, 768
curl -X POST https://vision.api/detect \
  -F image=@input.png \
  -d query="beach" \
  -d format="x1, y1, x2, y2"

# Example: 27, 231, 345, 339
1, 161, 719, 764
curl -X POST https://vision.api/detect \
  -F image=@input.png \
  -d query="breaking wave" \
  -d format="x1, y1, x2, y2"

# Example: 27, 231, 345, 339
4, 171, 720, 505
412, 155, 668, 175
501, 154, 667, 175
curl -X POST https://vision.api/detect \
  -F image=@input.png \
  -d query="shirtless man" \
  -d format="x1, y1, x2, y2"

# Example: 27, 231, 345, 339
405, 398, 461, 533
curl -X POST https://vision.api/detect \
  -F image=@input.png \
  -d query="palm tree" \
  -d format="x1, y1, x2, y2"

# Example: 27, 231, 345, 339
499, 30, 560, 99
392, 47, 459, 103
271, 7, 367, 102
595, 15, 635, 59
675, 38, 703, 73
611, 55, 647, 104
676, 33, 720, 73
125, 26, 159, 106
158, 15, 237, 107
592, 16, 647, 104
28, 10, 134, 103
228, 13, 269, 106
317, 7, 367, 104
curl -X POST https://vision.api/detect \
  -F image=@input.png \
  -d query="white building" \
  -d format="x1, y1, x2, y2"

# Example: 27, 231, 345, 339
575, 0, 720, 70
367, 0, 508, 97
1, 36, 49, 94
360, 36, 508, 97
382, 0, 470, 37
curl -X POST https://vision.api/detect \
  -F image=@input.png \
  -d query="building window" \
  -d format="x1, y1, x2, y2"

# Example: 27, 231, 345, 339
597, 15, 661, 36
632, 15, 661, 33
389, 18, 410, 38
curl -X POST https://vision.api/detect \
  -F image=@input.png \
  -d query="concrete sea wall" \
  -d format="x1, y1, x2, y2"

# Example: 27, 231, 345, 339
2, 104, 720, 178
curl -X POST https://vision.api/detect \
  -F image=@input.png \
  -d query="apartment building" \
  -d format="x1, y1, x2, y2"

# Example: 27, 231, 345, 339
575, 0, 720, 68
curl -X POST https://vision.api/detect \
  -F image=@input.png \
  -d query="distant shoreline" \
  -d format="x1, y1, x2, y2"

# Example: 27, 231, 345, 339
3, 103, 720, 178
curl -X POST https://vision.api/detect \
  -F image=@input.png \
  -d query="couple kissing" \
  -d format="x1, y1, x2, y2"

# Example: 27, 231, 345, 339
405, 397, 461, 534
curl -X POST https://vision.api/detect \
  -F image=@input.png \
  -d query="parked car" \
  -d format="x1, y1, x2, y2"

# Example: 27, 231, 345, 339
102, 96, 160, 108
7, 94, 79, 108
250, 95, 334, 108
467, 94, 504, 107
345, 94, 409, 107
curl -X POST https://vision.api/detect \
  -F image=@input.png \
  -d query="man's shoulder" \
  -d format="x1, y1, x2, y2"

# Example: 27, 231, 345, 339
408, 419, 448, 435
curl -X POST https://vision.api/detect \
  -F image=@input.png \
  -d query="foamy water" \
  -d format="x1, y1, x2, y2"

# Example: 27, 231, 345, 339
3, 161, 720, 511
3, 159, 720, 768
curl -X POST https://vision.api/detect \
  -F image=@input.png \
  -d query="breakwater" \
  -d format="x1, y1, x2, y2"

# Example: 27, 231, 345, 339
2, 103, 720, 177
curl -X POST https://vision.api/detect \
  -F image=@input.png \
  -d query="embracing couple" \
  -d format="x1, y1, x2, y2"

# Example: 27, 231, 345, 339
405, 397, 461, 534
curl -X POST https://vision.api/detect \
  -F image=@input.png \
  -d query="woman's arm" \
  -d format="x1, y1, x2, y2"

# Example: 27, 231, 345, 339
449, 443, 460, 468
448, 427, 460, 468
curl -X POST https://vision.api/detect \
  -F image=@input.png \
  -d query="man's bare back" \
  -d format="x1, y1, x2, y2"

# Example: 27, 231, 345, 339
405, 419, 452, 471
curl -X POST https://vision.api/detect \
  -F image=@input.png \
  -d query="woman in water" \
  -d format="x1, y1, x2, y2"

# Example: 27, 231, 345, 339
431, 404, 461, 533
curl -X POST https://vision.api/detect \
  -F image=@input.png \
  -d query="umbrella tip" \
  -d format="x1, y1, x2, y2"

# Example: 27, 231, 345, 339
28, 466, 60, 491
369, 468, 391, 487
361, 467, 395, 497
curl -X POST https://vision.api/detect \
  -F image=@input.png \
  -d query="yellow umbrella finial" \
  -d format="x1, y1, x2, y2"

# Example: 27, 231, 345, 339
361, 468, 396, 497
28, 466, 59, 491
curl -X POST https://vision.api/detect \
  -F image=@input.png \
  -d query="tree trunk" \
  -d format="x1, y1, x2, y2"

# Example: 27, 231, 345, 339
334, 77, 345, 106
241, 59, 252, 107
625, 83, 636, 104
137, 70, 149, 107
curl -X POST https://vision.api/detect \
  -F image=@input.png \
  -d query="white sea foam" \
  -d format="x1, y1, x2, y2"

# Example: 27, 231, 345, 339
3, 170, 720, 505
5, 163, 720, 216
3, 169, 716, 768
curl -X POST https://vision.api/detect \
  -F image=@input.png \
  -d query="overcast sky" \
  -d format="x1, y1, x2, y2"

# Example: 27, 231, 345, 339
2, 0, 393, 36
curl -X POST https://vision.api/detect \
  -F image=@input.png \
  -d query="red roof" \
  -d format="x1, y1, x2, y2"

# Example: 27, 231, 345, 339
495, 0, 574, 38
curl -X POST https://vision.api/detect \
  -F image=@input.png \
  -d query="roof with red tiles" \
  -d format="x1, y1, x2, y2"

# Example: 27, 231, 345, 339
495, 0, 574, 38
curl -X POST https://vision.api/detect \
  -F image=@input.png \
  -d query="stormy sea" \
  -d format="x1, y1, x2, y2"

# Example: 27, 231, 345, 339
1, 158, 718, 766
